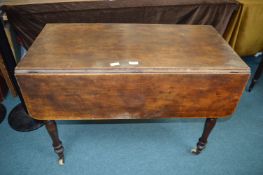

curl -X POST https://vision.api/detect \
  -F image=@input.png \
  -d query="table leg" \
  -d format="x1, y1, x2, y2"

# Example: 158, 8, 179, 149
248, 55, 263, 92
45, 120, 64, 165
191, 118, 217, 155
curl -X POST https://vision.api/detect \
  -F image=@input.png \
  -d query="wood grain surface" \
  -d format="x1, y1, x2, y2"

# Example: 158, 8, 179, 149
16, 73, 249, 120
16, 24, 249, 74
15, 24, 250, 120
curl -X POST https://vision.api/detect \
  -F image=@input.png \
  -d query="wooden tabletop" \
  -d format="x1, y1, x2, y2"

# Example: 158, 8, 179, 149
16, 23, 249, 74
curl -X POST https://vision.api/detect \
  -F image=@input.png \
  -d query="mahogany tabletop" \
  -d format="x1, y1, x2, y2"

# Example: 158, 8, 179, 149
16, 23, 249, 74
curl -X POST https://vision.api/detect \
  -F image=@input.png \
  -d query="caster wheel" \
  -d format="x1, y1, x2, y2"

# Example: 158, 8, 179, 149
191, 147, 201, 155
58, 158, 64, 165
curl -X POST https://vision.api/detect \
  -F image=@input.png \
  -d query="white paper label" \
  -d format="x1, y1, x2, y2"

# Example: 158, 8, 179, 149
128, 61, 139, 65
110, 62, 120, 66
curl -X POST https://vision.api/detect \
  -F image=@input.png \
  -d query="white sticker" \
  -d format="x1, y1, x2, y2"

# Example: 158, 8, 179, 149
110, 62, 120, 66
129, 61, 139, 65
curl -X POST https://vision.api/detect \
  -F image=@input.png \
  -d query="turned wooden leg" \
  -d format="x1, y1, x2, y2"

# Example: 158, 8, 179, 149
45, 120, 64, 165
191, 118, 217, 155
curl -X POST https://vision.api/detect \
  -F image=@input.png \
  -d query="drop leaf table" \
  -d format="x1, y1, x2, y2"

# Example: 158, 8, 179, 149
15, 24, 250, 165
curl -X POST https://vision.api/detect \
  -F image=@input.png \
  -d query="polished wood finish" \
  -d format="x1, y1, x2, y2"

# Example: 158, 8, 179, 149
17, 24, 248, 72
17, 73, 248, 120
15, 24, 250, 120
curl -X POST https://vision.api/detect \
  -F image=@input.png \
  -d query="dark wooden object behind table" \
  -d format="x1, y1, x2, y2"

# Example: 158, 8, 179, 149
1, 0, 239, 49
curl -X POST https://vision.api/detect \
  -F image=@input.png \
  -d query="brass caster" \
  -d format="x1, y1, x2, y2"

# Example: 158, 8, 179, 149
58, 158, 64, 165
191, 147, 201, 155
